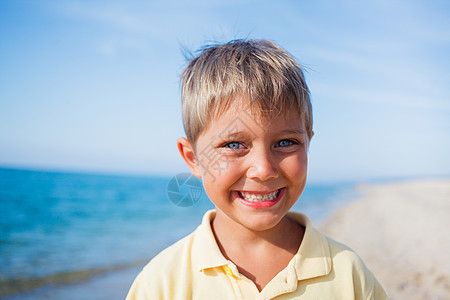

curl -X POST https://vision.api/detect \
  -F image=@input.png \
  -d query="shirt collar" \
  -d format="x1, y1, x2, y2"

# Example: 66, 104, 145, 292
191, 210, 229, 272
287, 212, 332, 281
191, 209, 332, 281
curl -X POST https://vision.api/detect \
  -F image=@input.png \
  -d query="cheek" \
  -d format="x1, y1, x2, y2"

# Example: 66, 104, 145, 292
280, 154, 308, 180
200, 157, 239, 183
200, 159, 233, 181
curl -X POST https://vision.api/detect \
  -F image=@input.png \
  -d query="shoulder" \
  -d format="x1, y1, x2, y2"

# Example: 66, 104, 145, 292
126, 210, 221, 300
322, 232, 365, 266
126, 231, 197, 300
321, 231, 388, 299
147, 231, 196, 270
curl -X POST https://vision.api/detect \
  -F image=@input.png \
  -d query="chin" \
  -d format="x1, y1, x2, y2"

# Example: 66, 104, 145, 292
243, 215, 284, 232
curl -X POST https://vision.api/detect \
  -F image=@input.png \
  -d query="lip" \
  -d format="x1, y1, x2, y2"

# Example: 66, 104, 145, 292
233, 187, 286, 208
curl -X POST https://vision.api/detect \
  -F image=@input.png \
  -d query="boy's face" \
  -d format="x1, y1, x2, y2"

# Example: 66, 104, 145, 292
179, 101, 310, 232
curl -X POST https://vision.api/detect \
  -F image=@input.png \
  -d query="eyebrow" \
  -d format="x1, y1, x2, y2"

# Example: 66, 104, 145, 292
218, 131, 254, 140
279, 129, 306, 135
218, 129, 306, 140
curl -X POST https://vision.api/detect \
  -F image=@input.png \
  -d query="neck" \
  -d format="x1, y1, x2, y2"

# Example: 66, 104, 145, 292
211, 210, 302, 254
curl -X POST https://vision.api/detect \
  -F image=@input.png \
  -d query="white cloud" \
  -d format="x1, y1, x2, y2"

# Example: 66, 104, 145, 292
53, 0, 238, 56
312, 82, 450, 111
306, 45, 448, 108
94, 36, 149, 58
59, 1, 151, 34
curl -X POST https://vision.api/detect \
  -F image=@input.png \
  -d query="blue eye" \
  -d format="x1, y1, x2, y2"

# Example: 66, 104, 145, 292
225, 142, 242, 149
276, 139, 295, 147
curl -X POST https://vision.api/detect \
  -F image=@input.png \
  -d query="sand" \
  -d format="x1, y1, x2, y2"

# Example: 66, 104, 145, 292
318, 178, 450, 300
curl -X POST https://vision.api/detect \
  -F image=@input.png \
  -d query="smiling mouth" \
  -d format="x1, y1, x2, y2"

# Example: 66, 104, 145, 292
237, 189, 282, 202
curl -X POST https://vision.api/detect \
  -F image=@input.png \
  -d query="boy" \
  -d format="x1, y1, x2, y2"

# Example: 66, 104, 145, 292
127, 39, 387, 299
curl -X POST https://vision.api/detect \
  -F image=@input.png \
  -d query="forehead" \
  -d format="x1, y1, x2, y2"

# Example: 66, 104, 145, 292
215, 95, 300, 120
218, 98, 303, 125
205, 100, 306, 138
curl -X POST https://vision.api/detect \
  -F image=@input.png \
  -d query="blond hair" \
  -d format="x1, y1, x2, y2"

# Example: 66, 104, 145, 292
180, 39, 312, 146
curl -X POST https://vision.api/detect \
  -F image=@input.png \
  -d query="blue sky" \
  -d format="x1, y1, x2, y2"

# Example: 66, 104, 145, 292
0, 0, 449, 182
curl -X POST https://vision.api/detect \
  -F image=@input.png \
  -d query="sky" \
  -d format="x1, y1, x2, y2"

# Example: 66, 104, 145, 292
0, 0, 449, 182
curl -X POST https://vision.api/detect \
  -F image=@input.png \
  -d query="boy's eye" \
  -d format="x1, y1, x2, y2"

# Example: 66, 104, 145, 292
224, 142, 243, 149
276, 139, 297, 148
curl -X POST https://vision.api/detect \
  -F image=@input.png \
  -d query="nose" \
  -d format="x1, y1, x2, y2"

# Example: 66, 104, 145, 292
246, 147, 279, 181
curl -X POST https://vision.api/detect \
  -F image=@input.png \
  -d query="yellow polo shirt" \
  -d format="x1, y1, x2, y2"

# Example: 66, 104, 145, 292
127, 210, 387, 299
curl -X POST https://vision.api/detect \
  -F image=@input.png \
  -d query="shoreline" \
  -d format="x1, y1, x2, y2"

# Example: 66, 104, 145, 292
2, 265, 145, 300
1, 261, 147, 299
318, 178, 450, 300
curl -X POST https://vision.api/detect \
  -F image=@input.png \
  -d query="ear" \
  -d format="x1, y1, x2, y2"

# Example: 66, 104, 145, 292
177, 137, 202, 178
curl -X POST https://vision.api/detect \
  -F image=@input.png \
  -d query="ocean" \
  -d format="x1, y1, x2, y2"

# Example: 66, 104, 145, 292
0, 167, 358, 298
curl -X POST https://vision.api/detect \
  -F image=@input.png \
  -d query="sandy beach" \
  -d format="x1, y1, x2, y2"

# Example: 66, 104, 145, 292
319, 178, 450, 300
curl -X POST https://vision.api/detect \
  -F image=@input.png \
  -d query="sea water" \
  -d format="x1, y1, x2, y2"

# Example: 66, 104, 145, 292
0, 167, 357, 296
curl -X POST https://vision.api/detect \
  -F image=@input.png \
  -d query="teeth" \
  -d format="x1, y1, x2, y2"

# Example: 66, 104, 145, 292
239, 190, 279, 202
